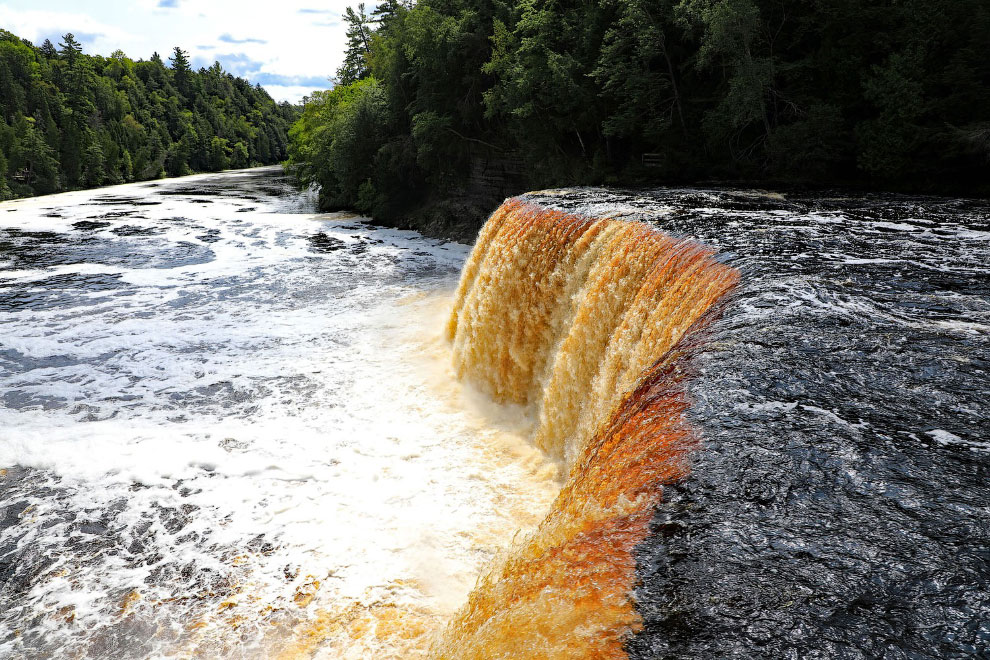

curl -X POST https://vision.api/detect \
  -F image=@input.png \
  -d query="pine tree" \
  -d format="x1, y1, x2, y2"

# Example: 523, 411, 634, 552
59, 33, 82, 66
371, 0, 408, 35
39, 39, 57, 60
170, 46, 192, 98
82, 139, 105, 187
11, 116, 59, 193
336, 4, 373, 85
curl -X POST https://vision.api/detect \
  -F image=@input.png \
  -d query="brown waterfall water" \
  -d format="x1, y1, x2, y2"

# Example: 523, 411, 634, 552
435, 199, 738, 658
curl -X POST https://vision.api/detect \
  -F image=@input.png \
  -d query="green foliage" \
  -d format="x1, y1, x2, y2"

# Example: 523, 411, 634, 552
208, 136, 231, 171
59, 33, 82, 66
593, 0, 685, 145
169, 46, 193, 99
287, 0, 990, 224
8, 116, 59, 194
231, 141, 250, 169
481, 0, 609, 181
286, 78, 389, 211
0, 148, 10, 200
337, 4, 374, 85
0, 29, 299, 199
768, 104, 844, 179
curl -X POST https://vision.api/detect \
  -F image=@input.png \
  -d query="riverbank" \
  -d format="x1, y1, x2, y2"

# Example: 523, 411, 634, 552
355, 180, 990, 244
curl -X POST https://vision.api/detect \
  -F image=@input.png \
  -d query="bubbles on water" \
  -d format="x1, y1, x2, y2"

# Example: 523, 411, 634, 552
0, 169, 557, 658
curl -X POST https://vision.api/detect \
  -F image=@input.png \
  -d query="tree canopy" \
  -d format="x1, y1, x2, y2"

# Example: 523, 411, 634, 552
287, 0, 990, 230
0, 30, 298, 199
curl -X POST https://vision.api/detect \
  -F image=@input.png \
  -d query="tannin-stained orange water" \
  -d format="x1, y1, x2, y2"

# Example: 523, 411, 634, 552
435, 199, 738, 658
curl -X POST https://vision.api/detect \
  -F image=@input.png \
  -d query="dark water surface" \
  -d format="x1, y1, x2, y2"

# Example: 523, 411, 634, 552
525, 188, 990, 658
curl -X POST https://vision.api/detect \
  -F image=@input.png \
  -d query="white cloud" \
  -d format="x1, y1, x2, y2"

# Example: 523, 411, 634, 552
264, 85, 328, 104
1, 0, 353, 103
0, 8, 130, 52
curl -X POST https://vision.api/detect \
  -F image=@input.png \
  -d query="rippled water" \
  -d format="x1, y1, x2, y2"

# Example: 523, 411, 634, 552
522, 188, 990, 658
0, 168, 558, 658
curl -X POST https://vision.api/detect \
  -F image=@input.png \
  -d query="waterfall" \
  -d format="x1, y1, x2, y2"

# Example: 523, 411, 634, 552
435, 198, 739, 657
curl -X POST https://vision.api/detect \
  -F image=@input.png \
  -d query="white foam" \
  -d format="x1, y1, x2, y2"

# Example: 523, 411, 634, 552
927, 429, 989, 452
0, 172, 556, 657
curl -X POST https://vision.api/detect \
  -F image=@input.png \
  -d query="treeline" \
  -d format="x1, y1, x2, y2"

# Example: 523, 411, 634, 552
287, 0, 990, 230
0, 30, 298, 199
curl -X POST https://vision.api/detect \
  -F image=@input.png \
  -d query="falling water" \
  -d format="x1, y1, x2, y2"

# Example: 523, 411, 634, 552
438, 188, 989, 658
0, 169, 559, 658
436, 199, 737, 658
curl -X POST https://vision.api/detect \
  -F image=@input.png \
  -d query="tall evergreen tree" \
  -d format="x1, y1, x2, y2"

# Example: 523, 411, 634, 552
371, 0, 408, 35
169, 46, 192, 98
39, 39, 57, 60
336, 3, 373, 85
58, 33, 82, 65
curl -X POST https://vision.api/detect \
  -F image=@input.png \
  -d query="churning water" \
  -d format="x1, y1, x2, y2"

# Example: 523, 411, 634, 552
0, 168, 558, 658
1, 169, 988, 659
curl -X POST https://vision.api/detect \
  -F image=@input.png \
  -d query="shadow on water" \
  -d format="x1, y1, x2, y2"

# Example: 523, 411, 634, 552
0, 226, 214, 274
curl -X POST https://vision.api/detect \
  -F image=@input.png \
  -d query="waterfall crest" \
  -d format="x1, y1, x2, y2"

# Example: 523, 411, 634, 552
436, 198, 739, 657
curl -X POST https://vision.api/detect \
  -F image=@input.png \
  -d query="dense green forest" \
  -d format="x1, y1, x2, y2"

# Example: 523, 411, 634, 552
0, 30, 297, 199
287, 0, 990, 233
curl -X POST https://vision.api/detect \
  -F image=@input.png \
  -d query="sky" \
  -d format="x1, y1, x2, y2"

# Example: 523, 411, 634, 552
0, 0, 355, 103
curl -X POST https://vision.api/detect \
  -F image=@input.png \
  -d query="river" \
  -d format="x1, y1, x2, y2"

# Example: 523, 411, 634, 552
0, 167, 558, 658
1, 168, 988, 658
506, 187, 990, 658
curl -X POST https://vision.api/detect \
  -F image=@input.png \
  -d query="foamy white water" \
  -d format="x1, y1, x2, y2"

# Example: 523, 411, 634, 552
0, 168, 558, 658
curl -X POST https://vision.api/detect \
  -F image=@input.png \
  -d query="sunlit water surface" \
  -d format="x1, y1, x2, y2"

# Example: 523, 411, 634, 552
2, 171, 989, 659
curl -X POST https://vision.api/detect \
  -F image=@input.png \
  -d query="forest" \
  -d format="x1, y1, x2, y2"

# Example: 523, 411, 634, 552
286, 0, 990, 232
0, 30, 297, 199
